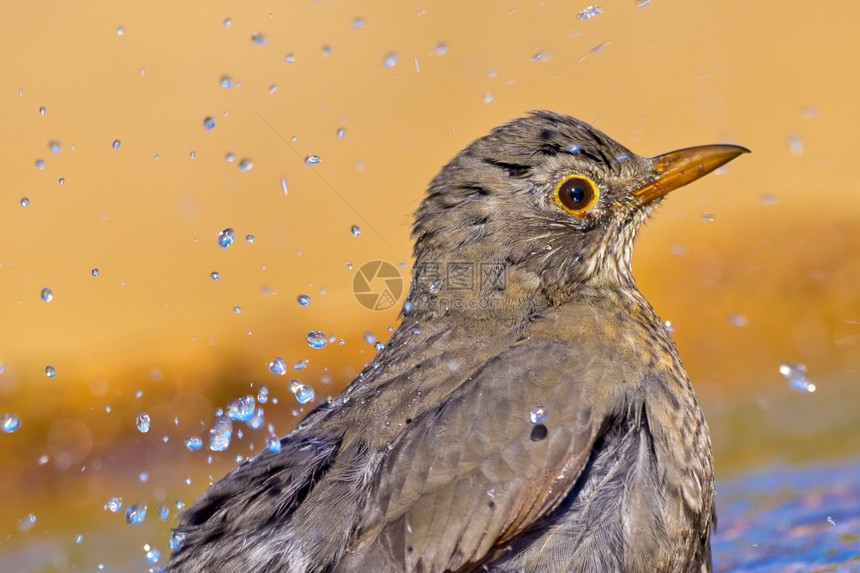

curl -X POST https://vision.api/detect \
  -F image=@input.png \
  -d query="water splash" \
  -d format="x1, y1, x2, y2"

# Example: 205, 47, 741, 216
226, 396, 255, 422
218, 228, 235, 248
1, 413, 21, 433
530, 406, 548, 424
136, 412, 151, 433
125, 503, 147, 525
577, 5, 603, 20
269, 357, 287, 375
208, 415, 233, 451
779, 362, 816, 392
306, 331, 327, 349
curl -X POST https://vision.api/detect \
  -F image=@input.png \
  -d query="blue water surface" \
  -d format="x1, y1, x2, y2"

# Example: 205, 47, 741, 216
714, 459, 860, 572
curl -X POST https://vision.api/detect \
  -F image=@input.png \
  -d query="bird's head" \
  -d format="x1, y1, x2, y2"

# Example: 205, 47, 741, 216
410, 111, 747, 315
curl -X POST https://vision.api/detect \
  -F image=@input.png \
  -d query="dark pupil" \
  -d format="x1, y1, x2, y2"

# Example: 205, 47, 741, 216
560, 179, 590, 208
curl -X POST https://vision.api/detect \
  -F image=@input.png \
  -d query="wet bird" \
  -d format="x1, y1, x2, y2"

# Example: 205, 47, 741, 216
168, 112, 748, 573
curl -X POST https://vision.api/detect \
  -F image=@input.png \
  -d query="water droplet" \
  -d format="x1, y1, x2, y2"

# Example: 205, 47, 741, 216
210, 271, 220, 281
306, 330, 327, 349
728, 314, 747, 327
75, 534, 83, 544
19, 514, 36, 532
289, 380, 315, 404
577, 5, 603, 20
335, 128, 348, 139
827, 516, 837, 527
285, 53, 296, 63
58, 177, 65, 185
295, 294, 312, 307
45, 365, 56, 378
530, 406, 548, 424
483, 93, 495, 104
434, 41, 449, 56
268, 84, 278, 94
226, 395, 256, 422
245, 234, 255, 243
590, 41, 610, 55
145, 545, 161, 564
112, 139, 121, 150
531, 51, 550, 62
352, 16, 366, 29
269, 357, 287, 375
779, 362, 816, 392
257, 386, 269, 404
294, 359, 308, 370
169, 530, 187, 552
701, 213, 715, 223
35, 159, 45, 170
225, 152, 235, 163
304, 155, 321, 165
40, 287, 53, 302
138, 472, 149, 483
246, 407, 264, 429
1, 413, 21, 433
220, 75, 232, 88
125, 503, 147, 524
116, 26, 125, 36
637, 0, 652, 6
218, 228, 235, 248
184, 436, 202, 451
136, 412, 151, 433
787, 133, 804, 156
664, 321, 675, 334
49, 141, 62, 154
20, 197, 30, 207
383, 52, 398, 68
39, 106, 46, 116
266, 432, 282, 453
159, 505, 169, 521
232, 305, 242, 314
106, 497, 123, 512
239, 158, 254, 172
208, 415, 233, 451
223, 18, 232, 28
350, 224, 361, 236
203, 116, 216, 130
251, 33, 267, 45
374, 341, 385, 351
364, 332, 376, 344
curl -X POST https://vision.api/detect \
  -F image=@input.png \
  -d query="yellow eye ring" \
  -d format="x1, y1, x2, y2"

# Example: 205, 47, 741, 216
553, 175, 599, 217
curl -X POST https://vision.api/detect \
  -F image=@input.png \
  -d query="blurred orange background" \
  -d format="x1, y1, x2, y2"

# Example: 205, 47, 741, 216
1, 1, 858, 570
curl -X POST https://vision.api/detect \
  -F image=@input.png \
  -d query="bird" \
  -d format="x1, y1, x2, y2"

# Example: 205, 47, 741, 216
167, 111, 748, 573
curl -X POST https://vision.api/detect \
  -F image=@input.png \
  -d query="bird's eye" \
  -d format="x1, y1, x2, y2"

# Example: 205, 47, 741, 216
553, 175, 599, 216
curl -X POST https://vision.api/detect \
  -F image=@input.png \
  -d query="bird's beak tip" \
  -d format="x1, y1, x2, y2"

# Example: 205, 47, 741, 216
634, 144, 750, 205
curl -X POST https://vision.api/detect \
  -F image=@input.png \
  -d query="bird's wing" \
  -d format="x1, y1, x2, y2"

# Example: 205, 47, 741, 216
345, 335, 614, 572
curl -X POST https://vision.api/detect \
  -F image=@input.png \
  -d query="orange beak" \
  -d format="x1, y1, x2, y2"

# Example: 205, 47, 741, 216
634, 144, 750, 205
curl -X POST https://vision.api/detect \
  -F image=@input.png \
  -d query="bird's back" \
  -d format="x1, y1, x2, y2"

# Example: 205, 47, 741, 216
170, 290, 713, 573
